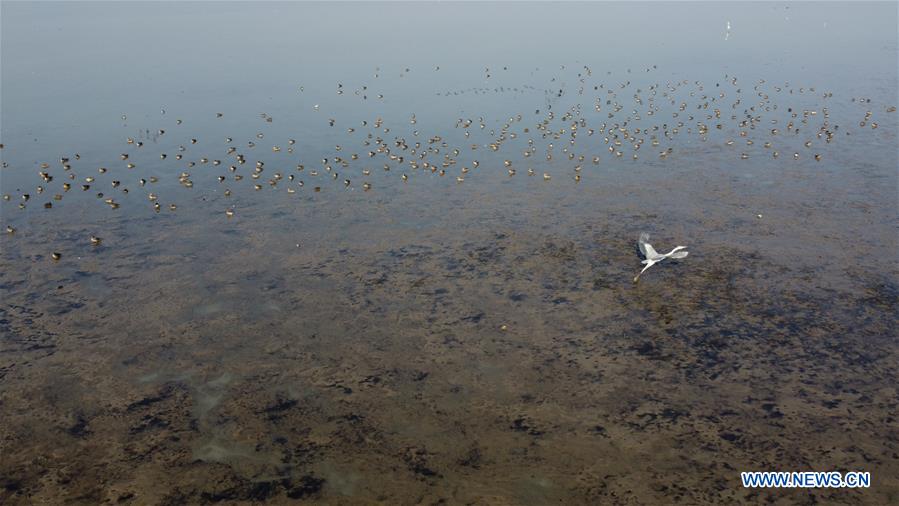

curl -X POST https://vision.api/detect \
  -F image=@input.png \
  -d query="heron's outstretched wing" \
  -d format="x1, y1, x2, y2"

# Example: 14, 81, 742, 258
634, 259, 656, 282
637, 232, 649, 256
668, 250, 689, 259
638, 233, 659, 259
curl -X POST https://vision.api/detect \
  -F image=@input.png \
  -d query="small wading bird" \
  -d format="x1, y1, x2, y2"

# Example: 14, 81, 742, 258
634, 232, 688, 282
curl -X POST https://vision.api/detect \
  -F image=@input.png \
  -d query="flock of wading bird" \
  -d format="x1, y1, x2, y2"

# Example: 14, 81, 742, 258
0, 66, 894, 266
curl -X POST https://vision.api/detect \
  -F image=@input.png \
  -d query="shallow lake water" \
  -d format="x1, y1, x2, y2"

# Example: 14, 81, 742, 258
1, 2, 897, 505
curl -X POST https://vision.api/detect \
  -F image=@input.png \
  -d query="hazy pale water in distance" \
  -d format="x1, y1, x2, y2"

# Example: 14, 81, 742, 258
1, 2, 897, 504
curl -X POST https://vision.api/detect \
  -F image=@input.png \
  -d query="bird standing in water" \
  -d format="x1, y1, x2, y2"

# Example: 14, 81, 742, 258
634, 232, 688, 282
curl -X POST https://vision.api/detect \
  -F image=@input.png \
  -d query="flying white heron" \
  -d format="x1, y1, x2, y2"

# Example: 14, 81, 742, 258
634, 232, 689, 282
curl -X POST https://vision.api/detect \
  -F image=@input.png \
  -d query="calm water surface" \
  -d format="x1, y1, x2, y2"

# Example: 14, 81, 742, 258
1, 2, 897, 504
